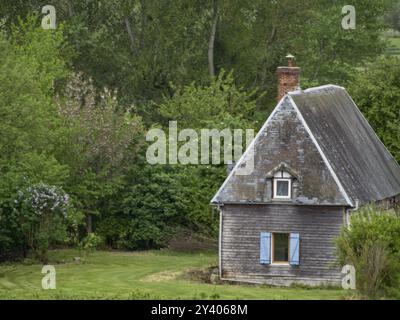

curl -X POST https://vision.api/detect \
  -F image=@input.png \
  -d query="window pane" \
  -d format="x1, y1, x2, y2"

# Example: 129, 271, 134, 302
274, 233, 289, 262
276, 180, 289, 196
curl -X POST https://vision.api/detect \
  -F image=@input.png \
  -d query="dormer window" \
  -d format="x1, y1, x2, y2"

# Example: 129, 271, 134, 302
266, 163, 298, 201
273, 171, 292, 199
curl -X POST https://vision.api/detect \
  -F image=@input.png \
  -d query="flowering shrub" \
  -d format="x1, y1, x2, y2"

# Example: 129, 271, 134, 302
14, 183, 72, 262
15, 183, 70, 217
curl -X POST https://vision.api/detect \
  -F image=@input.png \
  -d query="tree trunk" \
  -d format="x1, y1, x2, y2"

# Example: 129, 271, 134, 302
67, 0, 74, 17
86, 215, 93, 234
124, 16, 137, 54
208, 0, 219, 77
140, 0, 147, 49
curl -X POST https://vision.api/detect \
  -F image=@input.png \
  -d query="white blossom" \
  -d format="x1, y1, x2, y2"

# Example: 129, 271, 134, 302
15, 183, 70, 218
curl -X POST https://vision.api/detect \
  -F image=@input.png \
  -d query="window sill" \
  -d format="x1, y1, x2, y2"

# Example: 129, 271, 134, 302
271, 262, 290, 266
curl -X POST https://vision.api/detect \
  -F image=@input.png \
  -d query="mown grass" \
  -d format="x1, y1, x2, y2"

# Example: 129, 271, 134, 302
0, 249, 348, 300
387, 37, 400, 56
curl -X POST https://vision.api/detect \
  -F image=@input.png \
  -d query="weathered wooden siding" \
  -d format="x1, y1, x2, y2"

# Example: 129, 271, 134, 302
375, 194, 400, 211
220, 204, 344, 286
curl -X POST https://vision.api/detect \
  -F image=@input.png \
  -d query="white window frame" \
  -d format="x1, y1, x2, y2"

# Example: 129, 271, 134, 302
273, 178, 292, 199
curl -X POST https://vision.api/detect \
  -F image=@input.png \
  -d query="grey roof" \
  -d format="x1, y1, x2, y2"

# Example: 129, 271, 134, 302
290, 85, 400, 205
212, 85, 400, 207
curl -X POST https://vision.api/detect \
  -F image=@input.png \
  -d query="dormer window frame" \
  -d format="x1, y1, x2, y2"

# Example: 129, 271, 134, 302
266, 163, 299, 201
273, 170, 292, 200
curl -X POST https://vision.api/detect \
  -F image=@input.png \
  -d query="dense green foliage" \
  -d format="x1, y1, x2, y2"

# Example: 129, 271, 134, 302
348, 57, 400, 162
1, 1, 399, 262
0, 1, 394, 108
0, 22, 72, 261
97, 73, 256, 249
385, 0, 400, 31
336, 206, 400, 298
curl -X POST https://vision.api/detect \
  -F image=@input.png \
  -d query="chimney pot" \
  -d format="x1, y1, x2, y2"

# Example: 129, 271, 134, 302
286, 54, 295, 67
277, 54, 300, 101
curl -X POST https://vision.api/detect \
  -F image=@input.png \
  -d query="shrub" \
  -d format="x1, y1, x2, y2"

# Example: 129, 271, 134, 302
79, 233, 102, 256
95, 216, 130, 249
336, 205, 400, 298
13, 183, 73, 262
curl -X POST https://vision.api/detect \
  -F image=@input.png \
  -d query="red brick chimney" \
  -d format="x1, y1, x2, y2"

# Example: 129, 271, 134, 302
277, 54, 300, 101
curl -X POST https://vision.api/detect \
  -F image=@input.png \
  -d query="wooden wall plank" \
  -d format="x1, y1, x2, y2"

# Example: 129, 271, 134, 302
220, 204, 344, 286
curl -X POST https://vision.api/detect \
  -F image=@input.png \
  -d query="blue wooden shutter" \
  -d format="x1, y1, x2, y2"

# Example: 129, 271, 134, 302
260, 232, 271, 265
289, 233, 300, 266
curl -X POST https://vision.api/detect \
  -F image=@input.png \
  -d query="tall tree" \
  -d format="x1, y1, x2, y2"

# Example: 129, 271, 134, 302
208, 0, 219, 77
57, 73, 144, 233
0, 19, 72, 260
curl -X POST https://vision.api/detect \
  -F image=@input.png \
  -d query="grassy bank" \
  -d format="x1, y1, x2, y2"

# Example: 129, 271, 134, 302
0, 249, 347, 300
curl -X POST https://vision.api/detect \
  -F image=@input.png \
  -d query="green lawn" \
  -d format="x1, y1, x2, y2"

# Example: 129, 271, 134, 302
387, 37, 400, 56
0, 249, 348, 300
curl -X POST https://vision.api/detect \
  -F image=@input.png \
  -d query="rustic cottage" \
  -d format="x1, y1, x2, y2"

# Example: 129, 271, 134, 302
211, 56, 400, 286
